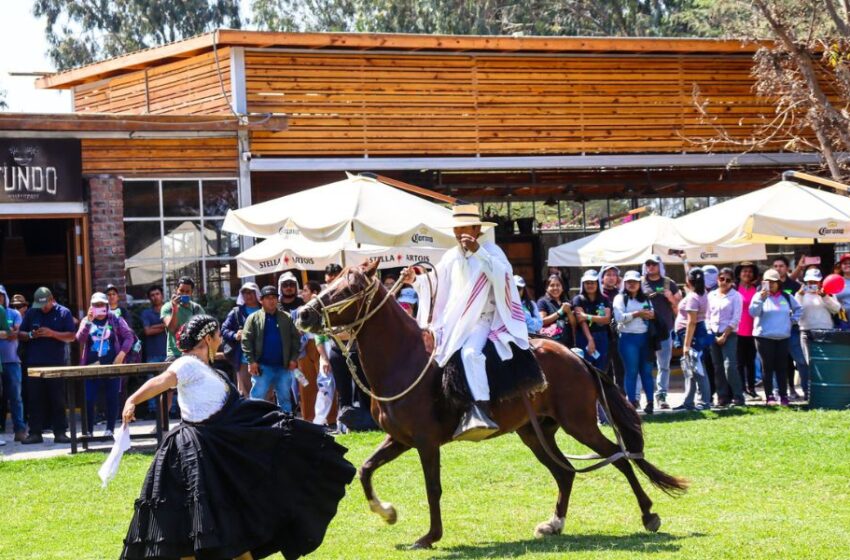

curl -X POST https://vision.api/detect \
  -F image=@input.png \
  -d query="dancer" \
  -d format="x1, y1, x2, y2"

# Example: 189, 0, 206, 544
120, 315, 355, 560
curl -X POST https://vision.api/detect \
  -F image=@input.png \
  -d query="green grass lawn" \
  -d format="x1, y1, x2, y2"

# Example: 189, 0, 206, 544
1, 407, 848, 560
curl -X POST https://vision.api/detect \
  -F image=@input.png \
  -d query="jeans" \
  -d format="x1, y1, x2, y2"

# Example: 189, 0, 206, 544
250, 364, 293, 413
576, 329, 609, 370
737, 335, 757, 393
619, 332, 655, 404
654, 331, 673, 399
709, 333, 743, 403
676, 324, 713, 408
84, 377, 120, 433
788, 325, 808, 395
755, 337, 790, 399
1, 362, 26, 432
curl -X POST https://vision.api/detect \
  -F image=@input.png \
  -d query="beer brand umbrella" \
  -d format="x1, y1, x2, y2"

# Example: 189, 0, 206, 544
673, 180, 850, 245
548, 215, 766, 267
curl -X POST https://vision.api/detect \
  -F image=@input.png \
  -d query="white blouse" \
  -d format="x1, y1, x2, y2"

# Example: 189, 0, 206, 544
170, 356, 229, 423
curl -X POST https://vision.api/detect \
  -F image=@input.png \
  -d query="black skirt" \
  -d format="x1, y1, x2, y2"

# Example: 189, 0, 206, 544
121, 389, 356, 560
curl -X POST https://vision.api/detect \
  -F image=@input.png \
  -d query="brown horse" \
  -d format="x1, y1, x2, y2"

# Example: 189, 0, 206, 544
296, 261, 687, 549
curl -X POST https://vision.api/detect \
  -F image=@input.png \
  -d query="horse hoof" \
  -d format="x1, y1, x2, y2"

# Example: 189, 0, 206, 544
643, 513, 661, 533
368, 499, 398, 525
534, 515, 565, 538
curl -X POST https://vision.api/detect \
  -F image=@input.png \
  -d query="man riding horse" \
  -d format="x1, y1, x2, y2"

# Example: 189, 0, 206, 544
402, 204, 530, 441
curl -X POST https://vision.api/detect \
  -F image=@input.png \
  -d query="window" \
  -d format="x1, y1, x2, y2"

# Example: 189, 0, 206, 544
123, 178, 239, 304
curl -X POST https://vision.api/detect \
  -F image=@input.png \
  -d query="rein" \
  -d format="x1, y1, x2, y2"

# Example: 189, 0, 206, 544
312, 269, 436, 403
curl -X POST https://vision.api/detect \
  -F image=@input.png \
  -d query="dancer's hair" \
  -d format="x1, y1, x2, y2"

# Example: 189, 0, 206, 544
176, 314, 219, 352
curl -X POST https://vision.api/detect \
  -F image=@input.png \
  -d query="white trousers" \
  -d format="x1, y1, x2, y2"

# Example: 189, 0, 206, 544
460, 319, 491, 401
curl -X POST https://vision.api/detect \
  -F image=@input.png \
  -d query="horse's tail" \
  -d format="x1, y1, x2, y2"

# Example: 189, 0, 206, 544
592, 362, 689, 496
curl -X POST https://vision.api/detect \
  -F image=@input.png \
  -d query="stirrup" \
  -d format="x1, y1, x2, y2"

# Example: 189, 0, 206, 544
453, 403, 499, 442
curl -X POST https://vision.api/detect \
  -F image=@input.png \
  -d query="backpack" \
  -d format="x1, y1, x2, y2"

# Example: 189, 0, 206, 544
108, 313, 142, 364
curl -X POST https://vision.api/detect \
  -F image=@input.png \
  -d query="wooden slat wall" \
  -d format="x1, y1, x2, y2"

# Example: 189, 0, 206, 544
81, 137, 238, 176
245, 50, 783, 156
74, 49, 233, 115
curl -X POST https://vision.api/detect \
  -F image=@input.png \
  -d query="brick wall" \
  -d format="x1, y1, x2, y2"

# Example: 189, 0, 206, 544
88, 176, 126, 297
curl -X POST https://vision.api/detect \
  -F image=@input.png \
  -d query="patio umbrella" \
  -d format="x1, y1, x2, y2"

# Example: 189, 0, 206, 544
547, 215, 766, 267
222, 173, 460, 249
673, 180, 850, 245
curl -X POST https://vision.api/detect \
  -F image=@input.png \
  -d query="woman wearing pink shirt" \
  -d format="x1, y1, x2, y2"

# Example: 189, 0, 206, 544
734, 262, 759, 398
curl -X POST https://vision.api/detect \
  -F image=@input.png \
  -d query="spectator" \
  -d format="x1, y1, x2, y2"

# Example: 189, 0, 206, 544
702, 265, 719, 292
18, 287, 76, 444
750, 269, 803, 406
383, 274, 398, 290
734, 262, 760, 398
75, 292, 134, 436
324, 264, 343, 287
613, 270, 656, 413
278, 271, 305, 313
161, 276, 205, 361
772, 255, 806, 400
10, 294, 29, 425
600, 264, 625, 390
514, 275, 542, 334
105, 284, 130, 322
397, 287, 419, 318
834, 254, 850, 329
707, 268, 745, 407
573, 270, 612, 370
241, 286, 301, 412
0, 285, 26, 442
796, 268, 840, 400
299, 281, 336, 427
140, 285, 168, 418
221, 282, 262, 397
537, 274, 576, 348
641, 255, 682, 410
673, 268, 713, 411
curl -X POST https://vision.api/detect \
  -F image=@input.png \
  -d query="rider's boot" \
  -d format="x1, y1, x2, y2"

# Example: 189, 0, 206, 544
453, 400, 499, 442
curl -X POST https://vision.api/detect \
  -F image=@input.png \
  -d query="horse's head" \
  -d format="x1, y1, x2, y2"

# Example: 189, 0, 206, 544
296, 259, 381, 334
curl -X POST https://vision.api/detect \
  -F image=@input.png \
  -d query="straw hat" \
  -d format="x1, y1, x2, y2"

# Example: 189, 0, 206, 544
450, 204, 496, 228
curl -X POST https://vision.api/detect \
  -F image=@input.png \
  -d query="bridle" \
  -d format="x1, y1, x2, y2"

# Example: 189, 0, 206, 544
305, 266, 437, 403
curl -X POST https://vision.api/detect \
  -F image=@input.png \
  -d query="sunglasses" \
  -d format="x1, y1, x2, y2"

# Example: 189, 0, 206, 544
11, 304, 25, 309
281, 282, 297, 287
718, 277, 733, 283
644, 262, 659, 267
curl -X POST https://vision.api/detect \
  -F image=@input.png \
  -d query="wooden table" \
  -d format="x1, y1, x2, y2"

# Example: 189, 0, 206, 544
28, 362, 171, 454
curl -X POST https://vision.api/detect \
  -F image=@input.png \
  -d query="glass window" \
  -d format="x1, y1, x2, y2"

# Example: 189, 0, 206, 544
124, 221, 162, 261
536, 199, 560, 232
126, 262, 164, 295
162, 180, 200, 218
162, 220, 203, 260
584, 200, 608, 230
164, 260, 202, 297
123, 180, 160, 218
202, 220, 240, 258
205, 259, 237, 299
662, 198, 686, 218
607, 198, 631, 228
202, 180, 238, 217
559, 201, 583, 230
638, 197, 662, 216
686, 197, 710, 213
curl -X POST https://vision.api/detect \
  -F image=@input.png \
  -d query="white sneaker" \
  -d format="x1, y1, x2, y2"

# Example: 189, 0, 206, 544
104, 429, 114, 438
0, 438, 6, 446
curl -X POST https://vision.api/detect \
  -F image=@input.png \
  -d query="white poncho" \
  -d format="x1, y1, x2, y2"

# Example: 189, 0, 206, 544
415, 242, 529, 367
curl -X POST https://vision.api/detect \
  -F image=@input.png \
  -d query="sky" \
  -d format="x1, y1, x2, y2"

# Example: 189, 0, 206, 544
0, 0, 70, 113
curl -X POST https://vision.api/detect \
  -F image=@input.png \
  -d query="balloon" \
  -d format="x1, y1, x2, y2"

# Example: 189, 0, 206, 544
823, 274, 845, 295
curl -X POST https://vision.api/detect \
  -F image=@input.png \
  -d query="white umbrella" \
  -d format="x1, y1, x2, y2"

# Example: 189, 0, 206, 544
235, 232, 448, 277
222, 173, 461, 249
548, 215, 766, 267
674, 180, 850, 245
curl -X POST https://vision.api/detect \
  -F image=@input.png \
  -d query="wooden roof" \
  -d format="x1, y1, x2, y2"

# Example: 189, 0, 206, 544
37, 29, 767, 90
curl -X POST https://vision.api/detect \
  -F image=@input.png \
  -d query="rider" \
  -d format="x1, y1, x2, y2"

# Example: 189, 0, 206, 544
402, 204, 530, 441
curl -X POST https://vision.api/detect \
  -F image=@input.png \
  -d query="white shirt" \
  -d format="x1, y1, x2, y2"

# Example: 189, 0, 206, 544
795, 292, 841, 331
613, 293, 650, 334
171, 356, 229, 422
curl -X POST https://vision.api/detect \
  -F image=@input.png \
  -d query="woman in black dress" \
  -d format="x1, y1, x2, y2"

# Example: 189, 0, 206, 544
120, 315, 356, 560
536, 273, 576, 347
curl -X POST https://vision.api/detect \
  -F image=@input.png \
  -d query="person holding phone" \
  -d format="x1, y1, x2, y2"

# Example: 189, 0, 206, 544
673, 268, 713, 411
572, 269, 612, 370
161, 276, 205, 361
795, 268, 840, 400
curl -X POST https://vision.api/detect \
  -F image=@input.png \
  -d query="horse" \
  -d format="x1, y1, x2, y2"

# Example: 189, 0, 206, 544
296, 260, 687, 549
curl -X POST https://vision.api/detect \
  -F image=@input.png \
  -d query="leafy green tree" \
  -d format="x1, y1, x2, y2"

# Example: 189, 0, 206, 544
34, 0, 242, 70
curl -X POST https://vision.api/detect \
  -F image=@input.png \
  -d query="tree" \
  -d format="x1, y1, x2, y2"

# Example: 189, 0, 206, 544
34, 0, 242, 70
250, 0, 705, 37
688, 1, 850, 180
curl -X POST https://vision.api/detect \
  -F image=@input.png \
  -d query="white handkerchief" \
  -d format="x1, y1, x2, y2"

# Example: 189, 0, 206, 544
98, 423, 132, 488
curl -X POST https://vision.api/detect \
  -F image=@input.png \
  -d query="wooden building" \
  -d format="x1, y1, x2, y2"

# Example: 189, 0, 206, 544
0, 30, 821, 310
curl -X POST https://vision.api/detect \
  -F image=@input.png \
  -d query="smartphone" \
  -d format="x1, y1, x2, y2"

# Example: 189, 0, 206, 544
179, 295, 191, 305
761, 280, 770, 291
667, 248, 685, 258
804, 256, 821, 265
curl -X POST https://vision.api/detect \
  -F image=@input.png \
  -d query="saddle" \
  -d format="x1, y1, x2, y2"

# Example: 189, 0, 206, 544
441, 341, 547, 409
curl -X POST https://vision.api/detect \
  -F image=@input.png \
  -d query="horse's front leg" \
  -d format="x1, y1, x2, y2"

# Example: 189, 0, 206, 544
411, 445, 443, 549
359, 434, 410, 524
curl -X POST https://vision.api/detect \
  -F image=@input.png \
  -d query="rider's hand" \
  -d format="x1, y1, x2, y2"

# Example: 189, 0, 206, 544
400, 267, 417, 285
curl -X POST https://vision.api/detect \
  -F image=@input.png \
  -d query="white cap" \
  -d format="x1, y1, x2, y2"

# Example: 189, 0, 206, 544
580, 270, 599, 284
803, 268, 823, 282
90, 292, 109, 305
513, 274, 527, 288
623, 270, 642, 283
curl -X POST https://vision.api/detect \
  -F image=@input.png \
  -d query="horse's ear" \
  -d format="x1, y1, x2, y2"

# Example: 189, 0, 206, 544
362, 259, 380, 278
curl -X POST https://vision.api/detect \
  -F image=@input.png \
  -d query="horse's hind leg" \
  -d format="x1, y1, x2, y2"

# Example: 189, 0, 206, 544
516, 421, 576, 538
359, 434, 411, 524
564, 422, 660, 532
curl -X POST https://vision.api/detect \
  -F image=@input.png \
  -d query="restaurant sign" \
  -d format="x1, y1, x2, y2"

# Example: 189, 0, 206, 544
0, 139, 82, 203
